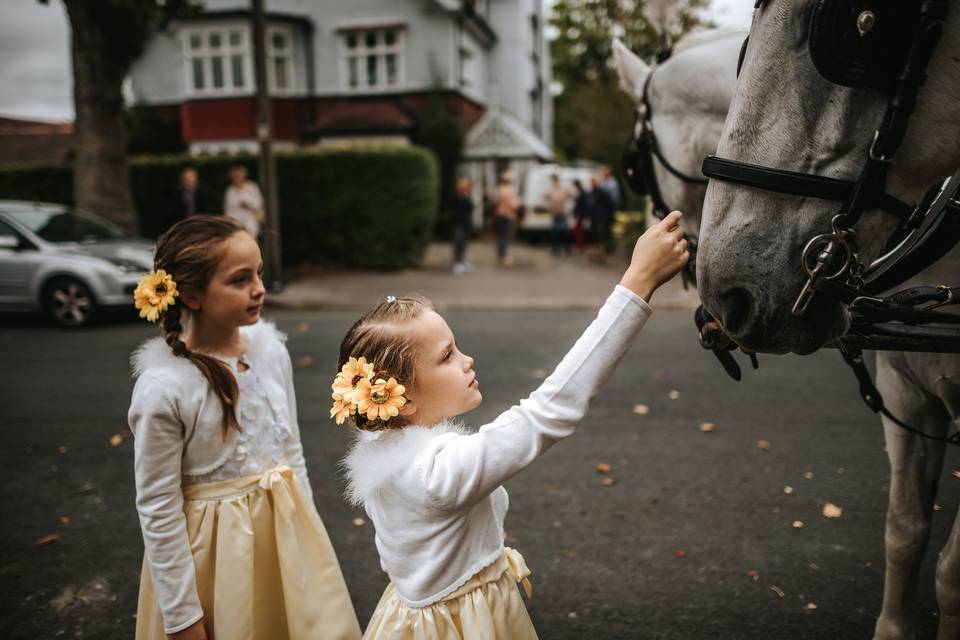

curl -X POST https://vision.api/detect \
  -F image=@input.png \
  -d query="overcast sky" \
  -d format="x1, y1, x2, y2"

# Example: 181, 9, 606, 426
0, 0, 754, 123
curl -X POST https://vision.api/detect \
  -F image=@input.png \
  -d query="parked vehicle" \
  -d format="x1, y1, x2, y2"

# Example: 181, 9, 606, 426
519, 164, 596, 233
0, 201, 154, 327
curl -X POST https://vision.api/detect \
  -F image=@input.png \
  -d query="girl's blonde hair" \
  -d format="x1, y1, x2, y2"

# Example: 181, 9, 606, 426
337, 295, 432, 431
153, 215, 250, 437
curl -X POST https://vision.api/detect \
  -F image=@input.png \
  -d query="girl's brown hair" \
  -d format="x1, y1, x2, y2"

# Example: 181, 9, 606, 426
337, 295, 432, 431
154, 215, 249, 437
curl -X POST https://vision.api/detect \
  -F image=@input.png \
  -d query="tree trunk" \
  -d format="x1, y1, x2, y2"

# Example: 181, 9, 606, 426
64, 0, 138, 234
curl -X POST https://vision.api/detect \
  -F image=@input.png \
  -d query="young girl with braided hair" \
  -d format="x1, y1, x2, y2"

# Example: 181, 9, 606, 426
128, 216, 360, 640
336, 211, 689, 639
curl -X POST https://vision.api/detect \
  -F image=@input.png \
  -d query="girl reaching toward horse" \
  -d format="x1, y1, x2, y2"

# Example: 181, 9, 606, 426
336, 211, 689, 639
128, 216, 361, 640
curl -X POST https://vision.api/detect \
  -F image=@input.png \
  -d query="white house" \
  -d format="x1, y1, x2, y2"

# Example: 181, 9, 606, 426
128, 0, 554, 215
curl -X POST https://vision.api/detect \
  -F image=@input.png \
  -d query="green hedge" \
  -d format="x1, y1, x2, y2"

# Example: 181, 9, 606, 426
0, 146, 438, 270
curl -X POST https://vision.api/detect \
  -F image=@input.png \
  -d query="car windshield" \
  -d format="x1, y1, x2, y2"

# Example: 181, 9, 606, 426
6, 208, 127, 243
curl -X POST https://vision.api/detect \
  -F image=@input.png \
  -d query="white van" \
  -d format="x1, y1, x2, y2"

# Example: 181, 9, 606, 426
519, 164, 596, 232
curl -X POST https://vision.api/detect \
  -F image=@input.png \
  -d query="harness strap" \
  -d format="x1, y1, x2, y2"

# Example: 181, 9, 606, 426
839, 346, 960, 445
701, 155, 913, 219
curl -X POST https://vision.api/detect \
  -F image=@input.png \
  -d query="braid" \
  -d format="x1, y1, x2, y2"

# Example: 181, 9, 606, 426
152, 215, 248, 439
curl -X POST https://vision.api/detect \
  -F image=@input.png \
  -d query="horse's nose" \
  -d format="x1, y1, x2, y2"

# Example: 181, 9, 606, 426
715, 286, 756, 337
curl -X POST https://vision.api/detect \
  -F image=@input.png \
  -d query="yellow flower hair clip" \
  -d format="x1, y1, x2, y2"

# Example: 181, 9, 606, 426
330, 356, 407, 426
133, 269, 179, 323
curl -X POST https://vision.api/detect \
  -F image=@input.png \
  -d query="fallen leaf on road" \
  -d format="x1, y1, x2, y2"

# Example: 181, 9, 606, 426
668, 390, 680, 400
784, 486, 794, 495
296, 356, 315, 368
837, 467, 845, 475
35, 534, 60, 547
632, 404, 650, 416
699, 422, 715, 433
298, 322, 311, 333
746, 570, 759, 580
595, 463, 611, 474
771, 586, 785, 598
673, 549, 687, 559
933, 504, 943, 512
822, 503, 843, 518
600, 478, 616, 487
567, 612, 578, 619
792, 520, 805, 529
351, 517, 366, 527
803, 471, 814, 480
756, 440, 771, 451
953, 468, 960, 479
109, 434, 124, 447
532, 369, 547, 379
59, 516, 70, 525
806, 602, 818, 610
57, 446, 67, 454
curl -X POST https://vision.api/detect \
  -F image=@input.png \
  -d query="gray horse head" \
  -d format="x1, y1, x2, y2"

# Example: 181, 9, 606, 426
697, 0, 960, 355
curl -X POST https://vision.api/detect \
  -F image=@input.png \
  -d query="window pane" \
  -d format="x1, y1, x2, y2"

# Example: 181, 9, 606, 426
231, 54, 244, 88
385, 30, 396, 46
189, 33, 202, 50
209, 32, 222, 49
192, 58, 205, 89
366, 54, 377, 86
386, 54, 397, 85
348, 57, 358, 88
212, 56, 224, 88
273, 57, 288, 90
229, 30, 242, 47
346, 33, 357, 49
272, 32, 288, 50
365, 31, 377, 49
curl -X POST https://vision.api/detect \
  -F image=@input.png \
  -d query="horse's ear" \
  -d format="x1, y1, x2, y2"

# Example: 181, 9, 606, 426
612, 38, 650, 101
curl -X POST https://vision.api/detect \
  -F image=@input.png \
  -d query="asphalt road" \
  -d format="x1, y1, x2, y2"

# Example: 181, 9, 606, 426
1, 307, 958, 639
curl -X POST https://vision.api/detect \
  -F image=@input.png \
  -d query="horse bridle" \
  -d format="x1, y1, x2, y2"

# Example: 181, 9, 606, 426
621, 51, 708, 289
703, 0, 960, 443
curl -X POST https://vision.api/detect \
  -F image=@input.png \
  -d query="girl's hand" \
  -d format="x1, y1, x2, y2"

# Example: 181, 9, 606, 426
619, 210, 689, 302
168, 619, 208, 640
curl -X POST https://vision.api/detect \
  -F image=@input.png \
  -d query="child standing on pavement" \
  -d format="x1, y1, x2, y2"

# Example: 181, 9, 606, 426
334, 211, 689, 639
128, 216, 360, 640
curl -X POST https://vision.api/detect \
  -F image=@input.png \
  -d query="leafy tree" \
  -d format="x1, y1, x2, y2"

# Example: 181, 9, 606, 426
549, 0, 708, 165
46, 0, 197, 232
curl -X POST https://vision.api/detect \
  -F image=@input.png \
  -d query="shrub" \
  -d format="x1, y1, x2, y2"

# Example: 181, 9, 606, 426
0, 146, 438, 270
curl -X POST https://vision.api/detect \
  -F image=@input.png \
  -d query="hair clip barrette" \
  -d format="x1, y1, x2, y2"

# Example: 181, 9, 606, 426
385, 295, 397, 303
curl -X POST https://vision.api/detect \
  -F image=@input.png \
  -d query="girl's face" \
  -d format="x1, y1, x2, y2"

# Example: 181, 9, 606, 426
185, 231, 265, 327
405, 310, 481, 426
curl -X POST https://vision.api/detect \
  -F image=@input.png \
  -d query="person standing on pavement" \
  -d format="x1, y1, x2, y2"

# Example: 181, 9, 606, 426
335, 211, 690, 640
128, 215, 361, 640
223, 166, 265, 237
177, 168, 202, 220
544, 173, 573, 256
494, 170, 521, 268
451, 176, 475, 276
571, 179, 592, 253
590, 171, 616, 260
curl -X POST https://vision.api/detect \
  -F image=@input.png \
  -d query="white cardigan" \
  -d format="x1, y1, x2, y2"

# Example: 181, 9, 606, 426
128, 320, 310, 633
343, 285, 651, 607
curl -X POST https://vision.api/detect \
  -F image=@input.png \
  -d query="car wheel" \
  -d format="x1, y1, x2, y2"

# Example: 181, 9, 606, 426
43, 277, 98, 327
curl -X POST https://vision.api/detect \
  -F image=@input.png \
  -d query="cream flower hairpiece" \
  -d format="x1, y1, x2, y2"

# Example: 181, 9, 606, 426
133, 269, 179, 323
330, 356, 407, 425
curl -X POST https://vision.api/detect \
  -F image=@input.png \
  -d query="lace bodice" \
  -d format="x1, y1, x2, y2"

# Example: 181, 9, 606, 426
183, 358, 293, 485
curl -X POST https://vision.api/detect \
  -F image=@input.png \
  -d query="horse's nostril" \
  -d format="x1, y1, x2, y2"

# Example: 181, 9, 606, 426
719, 287, 754, 335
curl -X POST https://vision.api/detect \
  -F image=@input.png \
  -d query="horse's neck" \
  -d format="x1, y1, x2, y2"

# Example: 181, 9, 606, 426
891, 7, 960, 199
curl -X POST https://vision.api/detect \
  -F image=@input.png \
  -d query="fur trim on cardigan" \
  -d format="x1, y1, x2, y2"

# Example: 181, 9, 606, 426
341, 420, 472, 507
131, 320, 287, 378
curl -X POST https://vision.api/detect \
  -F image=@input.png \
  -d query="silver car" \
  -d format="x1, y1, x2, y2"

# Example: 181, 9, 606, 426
0, 201, 155, 327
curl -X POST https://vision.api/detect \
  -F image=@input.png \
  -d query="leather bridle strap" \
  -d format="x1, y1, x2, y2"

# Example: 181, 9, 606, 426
701, 155, 913, 219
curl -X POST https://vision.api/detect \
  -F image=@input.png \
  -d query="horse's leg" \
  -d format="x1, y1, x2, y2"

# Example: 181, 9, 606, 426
874, 353, 949, 640
936, 504, 960, 640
